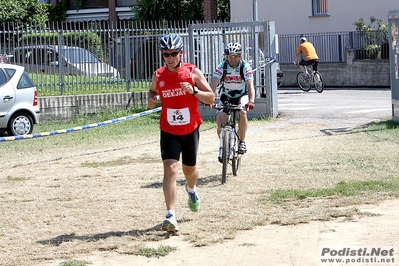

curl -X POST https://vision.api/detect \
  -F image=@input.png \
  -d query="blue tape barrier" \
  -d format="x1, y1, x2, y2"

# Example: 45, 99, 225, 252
0, 107, 162, 143
252, 57, 277, 73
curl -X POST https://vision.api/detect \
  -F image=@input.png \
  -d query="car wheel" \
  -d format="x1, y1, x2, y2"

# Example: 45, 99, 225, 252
7, 112, 34, 136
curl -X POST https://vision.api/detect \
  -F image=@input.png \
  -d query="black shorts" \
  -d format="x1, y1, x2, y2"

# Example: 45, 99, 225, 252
219, 93, 248, 105
160, 127, 200, 166
299, 59, 318, 71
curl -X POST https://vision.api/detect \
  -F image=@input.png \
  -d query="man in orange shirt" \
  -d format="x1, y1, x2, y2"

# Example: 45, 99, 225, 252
295, 37, 319, 75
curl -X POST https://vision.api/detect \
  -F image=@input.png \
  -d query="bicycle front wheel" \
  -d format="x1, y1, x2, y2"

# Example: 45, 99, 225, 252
314, 72, 324, 93
232, 131, 241, 176
297, 72, 311, 92
221, 129, 231, 184
232, 153, 241, 176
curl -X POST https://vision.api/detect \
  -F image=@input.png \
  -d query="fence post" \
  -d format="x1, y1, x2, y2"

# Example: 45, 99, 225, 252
124, 28, 131, 92
338, 34, 343, 62
58, 31, 65, 96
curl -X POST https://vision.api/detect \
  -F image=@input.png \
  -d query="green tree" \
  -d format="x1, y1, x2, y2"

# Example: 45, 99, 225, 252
0, 0, 49, 27
132, 0, 230, 21
217, 0, 230, 21
132, 0, 202, 21
48, 0, 68, 22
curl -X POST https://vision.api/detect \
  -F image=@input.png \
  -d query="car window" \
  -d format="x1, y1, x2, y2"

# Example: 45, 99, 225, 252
5, 68, 16, 78
10, 49, 23, 64
17, 72, 35, 89
46, 50, 58, 63
0, 69, 8, 87
25, 50, 35, 64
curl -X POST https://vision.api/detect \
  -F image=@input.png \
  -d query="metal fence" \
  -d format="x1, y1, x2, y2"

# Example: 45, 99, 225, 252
277, 30, 389, 64
0, 21, 389, 96
0, 21, 196, 96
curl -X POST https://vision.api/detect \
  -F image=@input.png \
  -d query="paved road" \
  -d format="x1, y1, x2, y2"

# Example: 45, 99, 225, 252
277, 88, 392, 129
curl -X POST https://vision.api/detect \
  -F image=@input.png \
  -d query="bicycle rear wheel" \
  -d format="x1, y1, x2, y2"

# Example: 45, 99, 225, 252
221, 129, 231, 184
314, 72, 324, 93
297, 72, 311, 92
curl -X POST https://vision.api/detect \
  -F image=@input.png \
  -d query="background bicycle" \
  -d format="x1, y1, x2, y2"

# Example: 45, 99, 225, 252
214, 102, 243, 184
295, 64, 324, 93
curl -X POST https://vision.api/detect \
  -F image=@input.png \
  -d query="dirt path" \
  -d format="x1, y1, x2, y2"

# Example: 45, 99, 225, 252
52, 199, 398, 266
42, 89, 398, 266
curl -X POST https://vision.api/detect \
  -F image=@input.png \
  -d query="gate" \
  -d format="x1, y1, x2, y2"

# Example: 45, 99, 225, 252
389, 10, 399, 123
187, 21, 278, 118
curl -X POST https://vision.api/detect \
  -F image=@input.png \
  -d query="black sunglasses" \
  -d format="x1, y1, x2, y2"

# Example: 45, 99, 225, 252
162, 51, 180, 58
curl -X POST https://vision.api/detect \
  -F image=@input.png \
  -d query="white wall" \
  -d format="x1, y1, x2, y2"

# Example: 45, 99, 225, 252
231, 0, 399, 34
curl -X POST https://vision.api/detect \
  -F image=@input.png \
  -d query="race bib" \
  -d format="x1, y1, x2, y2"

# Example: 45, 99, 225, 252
167, 107, 190, 125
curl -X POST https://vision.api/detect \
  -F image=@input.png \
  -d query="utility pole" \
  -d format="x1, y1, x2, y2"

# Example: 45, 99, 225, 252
253, 0, 258, 21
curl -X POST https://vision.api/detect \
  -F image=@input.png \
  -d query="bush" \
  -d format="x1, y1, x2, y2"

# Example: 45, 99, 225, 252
353, 16, 388, 45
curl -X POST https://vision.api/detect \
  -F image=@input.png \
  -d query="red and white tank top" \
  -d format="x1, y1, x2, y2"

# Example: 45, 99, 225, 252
156, 62, 202, 135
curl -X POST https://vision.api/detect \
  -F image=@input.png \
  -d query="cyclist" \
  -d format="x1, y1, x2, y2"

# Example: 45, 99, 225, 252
295, 37, 319, 76
147, 34, 215, 233
210, 42, 255, 159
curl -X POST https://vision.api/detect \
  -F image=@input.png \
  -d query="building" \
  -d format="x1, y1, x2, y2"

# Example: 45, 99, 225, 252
230, 0, 398, 34
43, 0, 136, 22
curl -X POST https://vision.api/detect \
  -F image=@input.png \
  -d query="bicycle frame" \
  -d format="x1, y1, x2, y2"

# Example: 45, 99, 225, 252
219, 108, 239, 159
215, 102, 243, 184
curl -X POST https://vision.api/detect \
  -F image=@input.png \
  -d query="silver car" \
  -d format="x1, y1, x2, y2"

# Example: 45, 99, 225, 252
0, 63, 40, 136
10, 45, 120, 78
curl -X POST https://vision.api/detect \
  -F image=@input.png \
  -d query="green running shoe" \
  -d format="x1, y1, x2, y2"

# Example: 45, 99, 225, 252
186, 183, 201, 212
162, 213, 179, 232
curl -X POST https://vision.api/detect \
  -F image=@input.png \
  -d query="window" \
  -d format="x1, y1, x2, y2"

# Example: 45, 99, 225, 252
5, 68, 16, 79
0, 69, 7, 87
312, 0, 328, 16
17, 72, 35, 89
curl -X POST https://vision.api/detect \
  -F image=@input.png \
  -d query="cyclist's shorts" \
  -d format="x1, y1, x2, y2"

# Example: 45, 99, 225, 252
217, 93, 249, 114
219, 93, 248, 105
299, 59, 318, 71
160, 126, 199, 166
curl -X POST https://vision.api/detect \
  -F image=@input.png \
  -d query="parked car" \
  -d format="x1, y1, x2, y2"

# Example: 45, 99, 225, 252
276, 62, 284, 87
0, 62, 40, 136
10, 45, 120, 78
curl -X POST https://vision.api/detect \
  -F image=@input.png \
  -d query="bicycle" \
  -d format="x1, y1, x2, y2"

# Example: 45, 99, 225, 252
295, 63, 324, 93
214, 102, 243, 184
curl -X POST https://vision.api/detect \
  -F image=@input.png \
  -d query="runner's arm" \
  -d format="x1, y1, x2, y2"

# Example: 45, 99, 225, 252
191, 68, 215, 105
148, 72, 159, 109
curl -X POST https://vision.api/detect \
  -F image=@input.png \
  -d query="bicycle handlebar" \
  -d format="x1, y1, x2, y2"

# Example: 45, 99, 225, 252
214, 102, 244, 111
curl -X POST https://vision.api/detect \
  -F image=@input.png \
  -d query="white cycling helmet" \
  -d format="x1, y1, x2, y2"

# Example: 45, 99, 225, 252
300, 37, 307, 42
224, 42, 242, 56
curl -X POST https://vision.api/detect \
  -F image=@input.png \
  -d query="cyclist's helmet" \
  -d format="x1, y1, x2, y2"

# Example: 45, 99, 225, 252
300, 37, 307, 42
159, 34, 183, 51
224, 42, 242, 56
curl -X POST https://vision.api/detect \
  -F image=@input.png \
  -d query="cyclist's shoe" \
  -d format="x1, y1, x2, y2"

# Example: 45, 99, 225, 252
238, 141, 247, 154
186, 183, 200, 212
218, 156, 223, 163
162, 213, 179, 232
